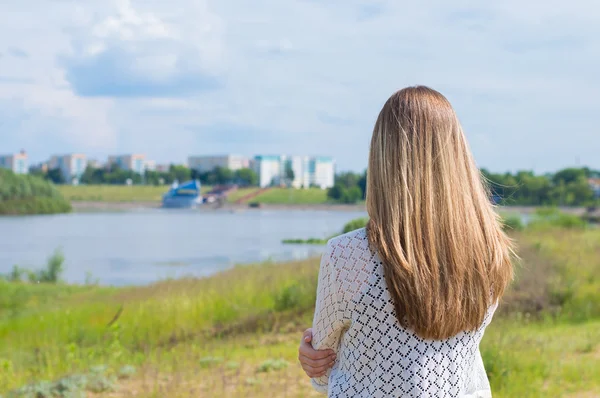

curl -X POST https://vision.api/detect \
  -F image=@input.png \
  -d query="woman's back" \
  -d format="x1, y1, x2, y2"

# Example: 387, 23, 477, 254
302, 86, 513, 397
312, 228, 496, 398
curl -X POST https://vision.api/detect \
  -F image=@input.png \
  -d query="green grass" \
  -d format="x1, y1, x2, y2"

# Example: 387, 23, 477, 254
225, 188, 262, 203
59, 185, 212, 203
0, 169, 72, 216
60, 185, 334, 206
251, 188, 329, 205
1, 226, 599, 396
0, 197, 72, 216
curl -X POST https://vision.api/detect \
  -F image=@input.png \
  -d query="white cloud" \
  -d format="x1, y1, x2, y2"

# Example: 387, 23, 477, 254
62, 0, 224, 97
0, 0, 599, 171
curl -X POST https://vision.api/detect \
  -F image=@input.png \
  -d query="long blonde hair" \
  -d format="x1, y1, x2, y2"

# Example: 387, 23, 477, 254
366, 86, 514, 340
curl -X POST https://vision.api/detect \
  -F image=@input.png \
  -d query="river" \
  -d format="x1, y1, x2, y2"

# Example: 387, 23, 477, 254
0, 209, 366, 286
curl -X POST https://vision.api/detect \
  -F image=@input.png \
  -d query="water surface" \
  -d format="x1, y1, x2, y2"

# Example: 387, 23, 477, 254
0, 209, 366, 285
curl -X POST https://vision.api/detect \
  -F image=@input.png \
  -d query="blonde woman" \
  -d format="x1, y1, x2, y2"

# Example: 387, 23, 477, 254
298, 86, 514, 397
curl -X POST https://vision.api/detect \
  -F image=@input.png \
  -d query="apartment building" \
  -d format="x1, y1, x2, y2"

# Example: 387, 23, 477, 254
0, 151, 28, 174
253, 155, 335, 189
144, 160, 157, 172
48, 154, 87, 183
310, 157, 335, 189
188, 155, 250, 173
108, 154, 147, 174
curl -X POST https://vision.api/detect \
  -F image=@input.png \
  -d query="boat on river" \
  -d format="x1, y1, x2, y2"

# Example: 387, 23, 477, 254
162, 180, 203, 209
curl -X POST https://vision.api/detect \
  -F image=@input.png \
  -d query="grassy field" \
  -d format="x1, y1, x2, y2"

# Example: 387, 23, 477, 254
59, 185, 213, 203
1, 225, 599, 397
250, 188, 329, 205
225, 188, 262, 203
59, 186, 330, 205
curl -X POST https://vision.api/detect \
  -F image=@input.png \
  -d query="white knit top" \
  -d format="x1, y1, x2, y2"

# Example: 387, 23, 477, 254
311, 228, 496, 398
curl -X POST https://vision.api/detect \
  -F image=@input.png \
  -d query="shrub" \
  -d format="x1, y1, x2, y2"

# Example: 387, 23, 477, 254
342, 217, 369, 234
37, 249, 65, 283
529, 208, 587, 230
0, 169, 71, 216
273, 282, 312, 312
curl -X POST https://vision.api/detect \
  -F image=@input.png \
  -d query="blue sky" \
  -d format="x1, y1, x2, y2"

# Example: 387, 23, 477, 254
0, 0, 599, 172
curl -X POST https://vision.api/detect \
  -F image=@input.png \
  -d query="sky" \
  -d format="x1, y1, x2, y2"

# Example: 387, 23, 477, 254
0, 0, 599, 173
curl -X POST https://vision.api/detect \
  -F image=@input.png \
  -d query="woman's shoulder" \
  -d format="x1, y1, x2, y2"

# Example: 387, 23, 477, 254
326, 228, 374, 266
327, 227, 368, 249
326, 228, 379, 293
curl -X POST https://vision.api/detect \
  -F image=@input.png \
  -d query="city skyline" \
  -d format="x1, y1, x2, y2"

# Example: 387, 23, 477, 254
1, 0, 599, 173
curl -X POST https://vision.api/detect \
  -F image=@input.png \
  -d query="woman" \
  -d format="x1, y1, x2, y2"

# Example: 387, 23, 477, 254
298, 86, 514, 397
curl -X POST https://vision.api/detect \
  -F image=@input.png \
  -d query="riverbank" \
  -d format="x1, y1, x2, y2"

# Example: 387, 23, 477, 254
1, 226, 599, 397
70, 200, 600, 218
70, 200, 367, 213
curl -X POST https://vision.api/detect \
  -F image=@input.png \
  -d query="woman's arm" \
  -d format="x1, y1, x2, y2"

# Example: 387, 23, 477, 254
309, 241, 346, 394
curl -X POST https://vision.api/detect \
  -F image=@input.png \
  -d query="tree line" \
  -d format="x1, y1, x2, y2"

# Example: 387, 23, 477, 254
327, 167, 600, 206
33, 165, 260, 187
29, 163, 600, 207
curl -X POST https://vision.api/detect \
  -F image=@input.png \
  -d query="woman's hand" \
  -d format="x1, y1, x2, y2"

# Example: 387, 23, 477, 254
298, 328, 337, 378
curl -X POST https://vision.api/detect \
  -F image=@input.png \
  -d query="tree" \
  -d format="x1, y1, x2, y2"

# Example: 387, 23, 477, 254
336, 172, 361, 189
327, 184, 345, 202
357, 170, 367, 199
169, 165, 192, 183
235, 168, 258, 186
342, 186, 363, 204
46, 168, 65, 184
285, 163, 295, 182
553, 168, 587, 185
215, 167, 234, 184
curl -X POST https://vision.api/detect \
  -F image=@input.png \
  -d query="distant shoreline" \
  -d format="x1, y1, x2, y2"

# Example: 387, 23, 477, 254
70, 201, 368, 212
69, 201, 599, 216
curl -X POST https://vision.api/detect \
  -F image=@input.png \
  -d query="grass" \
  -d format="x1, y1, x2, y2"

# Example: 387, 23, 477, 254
1, 225, 599, 396
59, 186, 330, 205
225, 188, 262, 203
250, 188, 329, 205
0, 197, 72, 216
58, 185, 213, 203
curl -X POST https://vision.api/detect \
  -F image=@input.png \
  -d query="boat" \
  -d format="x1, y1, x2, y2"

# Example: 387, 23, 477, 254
162, 180, 203, 209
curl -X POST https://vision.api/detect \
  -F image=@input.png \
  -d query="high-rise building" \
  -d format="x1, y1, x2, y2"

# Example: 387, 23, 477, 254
108, 154, 148, 174
310, 157, 335, 189
253, 155, 335, 189
0, 150, 28, 174
254, 155, 283, 187
48, 154, 87, 183
188, 155, 250, 173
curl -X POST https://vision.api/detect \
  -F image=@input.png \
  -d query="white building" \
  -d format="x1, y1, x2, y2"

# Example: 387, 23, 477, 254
254, 155, 283, 187
253, 155, 335, 189
144, 160, 157, 172
188, 155, 250, 173
48, 154, 87, 183
311, 157, 336, 189
0, 151, 28, 174
108, 154, 147, 174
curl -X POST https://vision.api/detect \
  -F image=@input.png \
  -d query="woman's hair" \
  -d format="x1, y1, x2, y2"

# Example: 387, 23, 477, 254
366, 86, 514, 340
